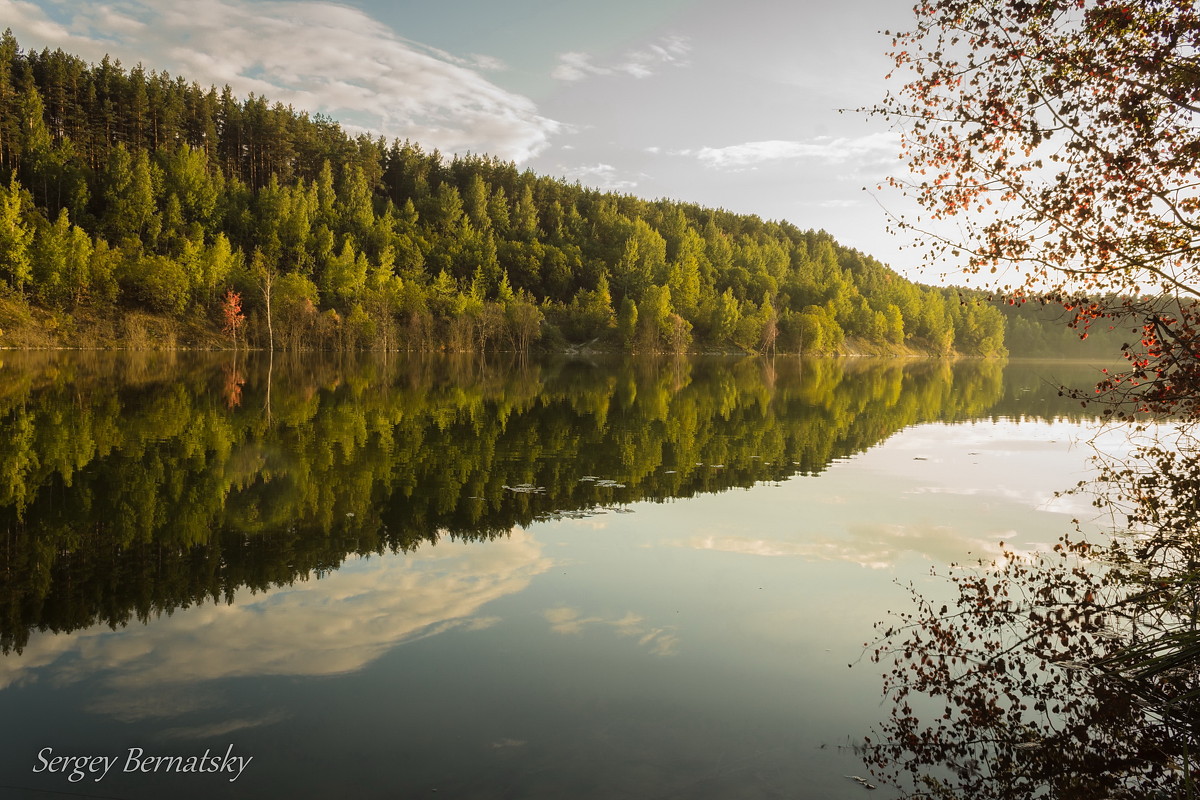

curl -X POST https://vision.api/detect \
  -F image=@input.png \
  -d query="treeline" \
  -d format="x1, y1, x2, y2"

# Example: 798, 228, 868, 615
996, 295, 1150, 358
0, 32, 1014, 354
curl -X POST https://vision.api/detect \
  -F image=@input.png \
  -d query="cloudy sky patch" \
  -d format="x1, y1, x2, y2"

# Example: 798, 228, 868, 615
684, 132, 900, 170
552, 35, 689, 81
559, 162, 639, 191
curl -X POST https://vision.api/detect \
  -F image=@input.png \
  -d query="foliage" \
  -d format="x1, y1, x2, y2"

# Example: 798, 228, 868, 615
875, 0, 1200, 405
220, 289, 244, 344
870, 14, 1200, 785
1081, 427, 1200, 736
867, 532, 1191, 799
0, 176, 31, 291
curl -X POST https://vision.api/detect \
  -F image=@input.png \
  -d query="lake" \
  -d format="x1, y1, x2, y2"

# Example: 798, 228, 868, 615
0, 353, 1113, 799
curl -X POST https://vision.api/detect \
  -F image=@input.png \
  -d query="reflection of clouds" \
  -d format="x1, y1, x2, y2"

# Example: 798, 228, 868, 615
159, 712, 291, 740
680, 535, 817, 558
850, 420, 1110, 523
0, 530, 552, 697
672, 525, 1034, 570
637, 630, 680, 657
542, 607, 678, 656
909, 484, 1091, 516
83, 686, 226, 723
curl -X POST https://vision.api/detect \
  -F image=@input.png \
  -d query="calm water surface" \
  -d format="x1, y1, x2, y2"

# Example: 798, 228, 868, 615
0, 354, 1111, 799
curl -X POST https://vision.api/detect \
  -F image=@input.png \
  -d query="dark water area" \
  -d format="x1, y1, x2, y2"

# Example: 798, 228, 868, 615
0, 352, 1111, 798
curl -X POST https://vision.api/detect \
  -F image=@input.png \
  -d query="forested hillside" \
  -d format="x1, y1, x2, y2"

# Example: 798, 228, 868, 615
0, 32, 1013, 354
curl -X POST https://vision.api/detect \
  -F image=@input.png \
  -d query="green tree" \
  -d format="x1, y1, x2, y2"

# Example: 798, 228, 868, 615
463, 173, 490, 231
565, 272, 616, 340
512, 184, 539, 241
506, 291, 543, 352
614, 219, 667, 302
710, 288, 741, 345
274, 272, 319, 349
121, 253, 189, 315
32, 208, 92, 307
487, 186, 510, 235
667, 227, 704, 321
338, 164, 375, 243
163, 144, 220, 228
428, 182, 464, 232
315, 160, 337, 229
0, 178, 32, 292
617, 296, 638, 348
636, 284, 673, 352
321, 238, 367, 310
87, 239, 120, 306
16, 84, 53, 206
757, 292, 779, 354
101, 145, 160, 247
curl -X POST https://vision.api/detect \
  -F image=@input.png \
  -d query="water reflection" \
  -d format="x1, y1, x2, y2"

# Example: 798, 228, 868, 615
542, 607, 680, 656
0, 530, 550, 692
0, 354, 1104, 654
0, 352, 1114, 799
866, 423, 1200, 798
676, 523, 1012, 569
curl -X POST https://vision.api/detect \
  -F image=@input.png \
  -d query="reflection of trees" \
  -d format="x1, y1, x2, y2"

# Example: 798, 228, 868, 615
0, 353, 1082, 652
1089, 429, 1200, 754
866, 427, 1200, 799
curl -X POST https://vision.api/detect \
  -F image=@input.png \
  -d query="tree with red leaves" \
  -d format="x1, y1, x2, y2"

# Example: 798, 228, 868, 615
874, 0, 1200, 418
220, 289, 245, 348
865, 3, 1200, 794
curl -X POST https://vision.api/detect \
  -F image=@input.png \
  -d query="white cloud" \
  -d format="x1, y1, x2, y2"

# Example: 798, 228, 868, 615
1, 0, 558, 161
680, 132, 900, 171
468, 53, 507, 72
1, 0, 73, 43
559, 162, 638, 191
552, 35, 690, 82
551, 52, 600, 82
815, 199, 860, 209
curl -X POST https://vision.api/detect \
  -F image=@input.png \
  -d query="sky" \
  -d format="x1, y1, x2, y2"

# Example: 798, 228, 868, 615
0, 0, 939, 280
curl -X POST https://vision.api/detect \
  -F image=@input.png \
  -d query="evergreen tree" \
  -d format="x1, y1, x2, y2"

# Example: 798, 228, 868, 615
512, 184, 538, 242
